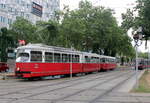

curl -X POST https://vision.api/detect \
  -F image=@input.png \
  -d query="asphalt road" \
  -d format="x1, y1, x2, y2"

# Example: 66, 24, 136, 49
0, 68, 150, 103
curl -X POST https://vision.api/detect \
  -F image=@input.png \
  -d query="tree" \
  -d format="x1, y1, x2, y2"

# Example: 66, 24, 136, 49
59, 0, 134, 57
36, 20, 59, 45
5, 0, 135, 59
0, 28, 14, 62
138, 52, 149, 59
122, 0, 150, 41
10, 17, 37, 43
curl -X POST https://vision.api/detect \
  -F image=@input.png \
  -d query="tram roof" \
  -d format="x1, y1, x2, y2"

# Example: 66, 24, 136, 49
100, 55, 116, 59
17, 43, 81, 53
82, 52, 100, 57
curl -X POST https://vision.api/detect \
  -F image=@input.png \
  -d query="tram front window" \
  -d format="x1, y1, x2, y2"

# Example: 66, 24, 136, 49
16, 53, 29, 62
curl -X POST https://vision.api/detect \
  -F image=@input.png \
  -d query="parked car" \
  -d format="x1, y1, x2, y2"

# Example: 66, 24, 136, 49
0, 62, 9, 72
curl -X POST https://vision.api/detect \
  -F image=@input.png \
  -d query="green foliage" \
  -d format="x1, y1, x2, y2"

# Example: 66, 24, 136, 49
35, 20, 59, 45
122, 0, 150, 40
0, 27, 14, 62
7, 0, 135, 58
10, 17, 37, 43
132, 70, 150, 93
139, 52, 149, 58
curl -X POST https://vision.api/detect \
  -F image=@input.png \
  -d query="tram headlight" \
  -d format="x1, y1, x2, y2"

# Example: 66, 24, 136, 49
17, 67, 20, 71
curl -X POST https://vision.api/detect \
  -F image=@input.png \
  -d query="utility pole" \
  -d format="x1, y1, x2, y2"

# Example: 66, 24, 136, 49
70, 46, 73, 79
133, 27, 143, 89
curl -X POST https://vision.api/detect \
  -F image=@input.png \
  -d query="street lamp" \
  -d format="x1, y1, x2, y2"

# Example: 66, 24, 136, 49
133, 28, 143, 89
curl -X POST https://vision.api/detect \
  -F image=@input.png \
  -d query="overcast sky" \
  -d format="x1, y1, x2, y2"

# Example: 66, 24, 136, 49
60, 0, 150, 53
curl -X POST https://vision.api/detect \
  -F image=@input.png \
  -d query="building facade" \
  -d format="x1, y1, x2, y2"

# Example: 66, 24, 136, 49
0, 0, 60, 28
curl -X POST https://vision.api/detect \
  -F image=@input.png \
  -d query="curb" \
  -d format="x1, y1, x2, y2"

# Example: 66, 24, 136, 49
115, 70, 145, 93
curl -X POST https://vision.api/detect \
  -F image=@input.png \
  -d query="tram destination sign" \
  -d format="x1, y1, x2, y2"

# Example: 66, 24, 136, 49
31, 2, 43, 17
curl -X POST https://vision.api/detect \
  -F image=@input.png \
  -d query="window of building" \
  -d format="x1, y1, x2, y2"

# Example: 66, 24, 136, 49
8, 19, 12, 24
0, 4, 6, 8
45, 52, 53, 62
21, 12, 24, 16
27, 4, 30, 8
26, 14, 30, 18
21, 1, 25, 6
14, 9, 18, 15
0, 16, 2, 22
16, 0, 20, 4
1, 17, 6, 23
46, 3, 49, 8
31, 51, 42, 62
8, 7, 12, 12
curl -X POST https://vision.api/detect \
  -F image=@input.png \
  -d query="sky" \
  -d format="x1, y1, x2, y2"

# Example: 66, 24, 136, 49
60, 0, 150, 53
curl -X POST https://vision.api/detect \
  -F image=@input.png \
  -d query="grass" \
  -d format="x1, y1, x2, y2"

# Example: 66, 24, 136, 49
132, 70, 150, 93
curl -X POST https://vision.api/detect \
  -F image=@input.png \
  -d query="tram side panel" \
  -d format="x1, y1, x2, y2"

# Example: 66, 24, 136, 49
82, 55, 100, 73
100, 57, 117, 71
16, 63, 83, 78
83, 63, 100, 73
16, 52, 83, 78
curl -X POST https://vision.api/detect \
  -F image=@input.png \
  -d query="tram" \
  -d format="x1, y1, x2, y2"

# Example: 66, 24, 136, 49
138, 59, 150, 70
15, 44, 117, 79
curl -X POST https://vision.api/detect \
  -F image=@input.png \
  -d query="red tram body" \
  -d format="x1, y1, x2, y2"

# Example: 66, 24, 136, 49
138, 59, 150, 70
15, 44, 117, 79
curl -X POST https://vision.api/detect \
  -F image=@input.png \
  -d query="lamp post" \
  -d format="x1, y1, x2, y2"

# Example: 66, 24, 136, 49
133, 29, 143, 88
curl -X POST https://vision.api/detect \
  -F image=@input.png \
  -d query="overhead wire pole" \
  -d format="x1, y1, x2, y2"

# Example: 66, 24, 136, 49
135, 43, 139, 88
70, 46, 73, 79
133, 27, 143, 89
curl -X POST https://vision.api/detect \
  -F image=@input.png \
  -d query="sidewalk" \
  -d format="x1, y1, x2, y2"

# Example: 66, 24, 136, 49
116, 70, 145, 92
0, 72, 15, 80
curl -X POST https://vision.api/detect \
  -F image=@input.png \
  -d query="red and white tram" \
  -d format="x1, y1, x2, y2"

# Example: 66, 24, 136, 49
101, 56, 117, 71
15, 44, 117, 79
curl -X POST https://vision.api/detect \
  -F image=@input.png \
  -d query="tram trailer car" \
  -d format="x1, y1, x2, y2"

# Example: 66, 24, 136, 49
15, 44, 117, 79
100, 56, 117, 71
138, 59, 150, 70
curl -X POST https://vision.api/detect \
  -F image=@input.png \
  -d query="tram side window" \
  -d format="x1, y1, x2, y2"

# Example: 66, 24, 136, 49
96, 57, 99, 63
73, 55, 79, 63
54, 53, 61, 63
91, 57, 96, 63
31, 51, 42, 62
113, 59, 116, 63
109, 59, 112, 63
76, 55, 80, 63
85, 56, 90, 63
62, 54, 68, 63
102, 58, 105, 63
45, 52, 53, 62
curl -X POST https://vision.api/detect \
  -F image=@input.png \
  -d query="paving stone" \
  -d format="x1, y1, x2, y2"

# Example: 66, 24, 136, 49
96, 96, 139, 103
0, 93, 32, 99
65, 90, 106, 101
0, 99, 13, 103
11, 99, 50, 103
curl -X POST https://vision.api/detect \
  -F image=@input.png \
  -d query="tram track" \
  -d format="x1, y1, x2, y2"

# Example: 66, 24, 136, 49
0, 70, 122, 96
0, 69, 134, 103
7, 70, 133, 103
50, 70, 134, 103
